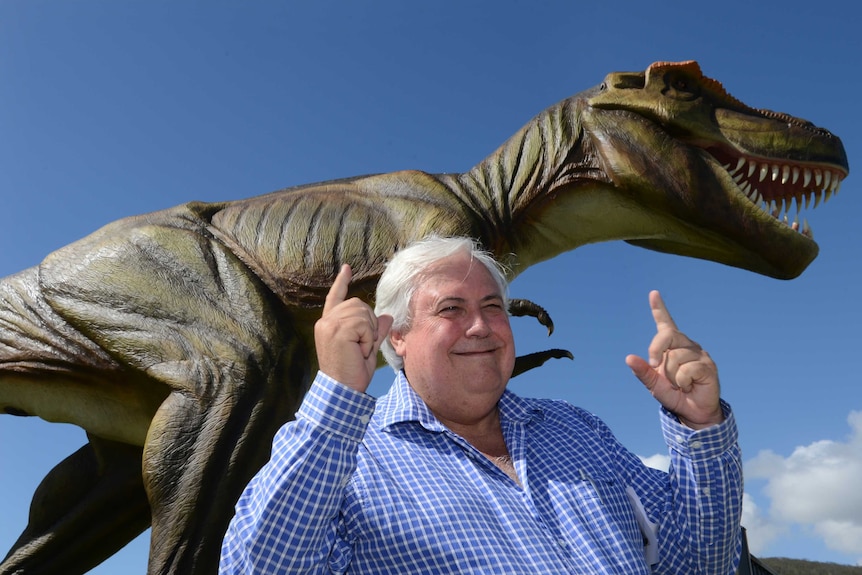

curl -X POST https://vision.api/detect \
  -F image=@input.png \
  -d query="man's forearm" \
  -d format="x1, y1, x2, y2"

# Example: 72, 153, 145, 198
219, 373, 375, 574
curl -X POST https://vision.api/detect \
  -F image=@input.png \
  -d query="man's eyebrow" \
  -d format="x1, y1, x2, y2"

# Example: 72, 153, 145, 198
436, 294, 503, 305
436, 296, 466, 306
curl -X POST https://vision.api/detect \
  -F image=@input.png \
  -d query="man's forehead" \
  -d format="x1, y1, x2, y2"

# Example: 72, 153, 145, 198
415, 267, 503, 302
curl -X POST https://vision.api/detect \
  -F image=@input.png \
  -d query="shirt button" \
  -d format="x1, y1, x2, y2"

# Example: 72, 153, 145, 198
690, 440, 703, 449
702, 486, 711, 496
358, 414, 370, 425
557, 538, 568, 550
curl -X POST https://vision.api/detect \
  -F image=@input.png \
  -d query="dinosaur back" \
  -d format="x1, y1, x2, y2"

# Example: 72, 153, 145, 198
209, 171, 477, 308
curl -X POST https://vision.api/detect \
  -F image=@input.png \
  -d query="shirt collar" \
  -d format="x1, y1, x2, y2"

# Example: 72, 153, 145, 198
374, 370, 544, 433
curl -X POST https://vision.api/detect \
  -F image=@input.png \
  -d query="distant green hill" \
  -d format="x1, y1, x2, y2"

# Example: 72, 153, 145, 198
761, 557, 862, 575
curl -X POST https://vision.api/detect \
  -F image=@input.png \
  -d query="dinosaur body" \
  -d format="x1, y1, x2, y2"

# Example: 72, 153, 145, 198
0, 61, 848, 574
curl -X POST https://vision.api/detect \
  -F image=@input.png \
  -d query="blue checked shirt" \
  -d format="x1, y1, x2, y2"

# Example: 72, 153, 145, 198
220, 371, 742, 574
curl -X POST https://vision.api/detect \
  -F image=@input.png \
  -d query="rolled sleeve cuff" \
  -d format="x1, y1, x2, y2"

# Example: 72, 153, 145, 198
661, 400, 738, 460
295, 371, 377, 442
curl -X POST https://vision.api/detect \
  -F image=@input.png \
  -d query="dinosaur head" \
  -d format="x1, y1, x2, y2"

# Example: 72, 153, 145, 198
578, 60, 849, 279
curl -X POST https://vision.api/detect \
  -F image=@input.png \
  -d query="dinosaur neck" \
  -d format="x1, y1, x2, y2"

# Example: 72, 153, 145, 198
449, 97, 600, 274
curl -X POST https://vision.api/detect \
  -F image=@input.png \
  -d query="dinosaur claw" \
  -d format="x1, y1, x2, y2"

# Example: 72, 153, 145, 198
508, 298, 556, 336
511, 348, 574, 378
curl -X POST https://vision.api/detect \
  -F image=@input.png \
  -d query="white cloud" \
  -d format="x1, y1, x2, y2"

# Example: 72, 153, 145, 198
741, 492, 785, 554
744, 411, 862, 560
639, 453, 670, 471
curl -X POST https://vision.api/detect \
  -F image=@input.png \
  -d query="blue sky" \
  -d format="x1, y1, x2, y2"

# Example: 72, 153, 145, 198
1, 1, 859, 572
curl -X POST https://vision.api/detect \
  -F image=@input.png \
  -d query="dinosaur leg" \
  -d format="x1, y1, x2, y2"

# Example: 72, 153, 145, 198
40, 213, 311, 574
0, 437, 150, 575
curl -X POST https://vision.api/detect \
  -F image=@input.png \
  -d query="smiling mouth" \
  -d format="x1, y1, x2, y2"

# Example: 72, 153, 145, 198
454, 349, 497, 356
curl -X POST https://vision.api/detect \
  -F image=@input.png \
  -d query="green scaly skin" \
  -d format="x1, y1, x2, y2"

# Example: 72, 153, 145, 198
0, 61, 848, 575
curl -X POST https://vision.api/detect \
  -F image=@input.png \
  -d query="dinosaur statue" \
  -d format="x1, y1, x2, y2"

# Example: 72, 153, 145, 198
0, 60, 849, 575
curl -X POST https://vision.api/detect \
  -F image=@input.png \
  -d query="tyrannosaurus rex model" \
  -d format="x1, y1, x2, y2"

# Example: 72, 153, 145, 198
0, 61, 849, 574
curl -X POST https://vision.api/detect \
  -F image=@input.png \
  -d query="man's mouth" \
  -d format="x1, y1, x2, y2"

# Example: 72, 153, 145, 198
454, 348, 497, 356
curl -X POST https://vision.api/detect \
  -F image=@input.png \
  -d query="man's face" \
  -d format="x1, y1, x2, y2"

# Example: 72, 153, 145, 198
390, 252, 516, 421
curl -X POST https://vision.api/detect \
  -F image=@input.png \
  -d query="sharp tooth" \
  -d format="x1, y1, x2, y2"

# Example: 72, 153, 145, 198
794, 194, 803, 213
771, 164, 780, 181
829, 172, 840, 192
730, 157, 745, 175
733, 172, 746, 184
834, 179, 841, 194
748, 186, 759, 201
803, 168, 812, 187
783, 213, 789, 225
792, 167, 800, 184
742, 182, 751, 195
824, 187, 833, 203
781, 165, 790, 184
813, 189, 823, 208
759, 163, 769, 182
814, 169, 822, 186
802, 218, 813, 239
748, 160, 757, 177
770, 199, 779, 217
823, 170, 832, 191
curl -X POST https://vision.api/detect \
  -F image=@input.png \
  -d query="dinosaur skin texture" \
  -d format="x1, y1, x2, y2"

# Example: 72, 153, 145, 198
0, 61, 849, 574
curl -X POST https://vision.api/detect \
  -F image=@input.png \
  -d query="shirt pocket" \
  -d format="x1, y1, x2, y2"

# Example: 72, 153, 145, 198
549, 468, 645, 559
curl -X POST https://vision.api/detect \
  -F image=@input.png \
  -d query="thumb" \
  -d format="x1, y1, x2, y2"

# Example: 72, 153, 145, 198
625, 354, 660, 391
363, 314, 393, 362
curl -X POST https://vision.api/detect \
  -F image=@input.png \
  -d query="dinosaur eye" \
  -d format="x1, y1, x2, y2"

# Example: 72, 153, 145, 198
662, 73, 699, 101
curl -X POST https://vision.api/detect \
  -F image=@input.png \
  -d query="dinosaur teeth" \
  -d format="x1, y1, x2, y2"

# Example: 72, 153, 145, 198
719, 154, 846, 240
747, 186, 759, 203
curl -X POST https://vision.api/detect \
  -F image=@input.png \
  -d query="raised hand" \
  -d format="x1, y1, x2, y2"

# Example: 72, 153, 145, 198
625, 290, 724, 429
313, 264, 393, 392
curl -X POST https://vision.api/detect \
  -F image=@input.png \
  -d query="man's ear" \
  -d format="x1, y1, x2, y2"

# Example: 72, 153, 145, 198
389, 329, 406, 358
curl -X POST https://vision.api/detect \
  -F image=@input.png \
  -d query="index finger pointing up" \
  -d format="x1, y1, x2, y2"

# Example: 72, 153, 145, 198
650, 290, 679, 332
324, 264, 353, 314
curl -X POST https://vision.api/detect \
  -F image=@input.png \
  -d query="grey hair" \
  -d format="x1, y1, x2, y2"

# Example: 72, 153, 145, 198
374, 236, 510, 371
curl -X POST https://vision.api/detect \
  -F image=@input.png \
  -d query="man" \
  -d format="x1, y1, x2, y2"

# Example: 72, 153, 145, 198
219, 236, 743, 574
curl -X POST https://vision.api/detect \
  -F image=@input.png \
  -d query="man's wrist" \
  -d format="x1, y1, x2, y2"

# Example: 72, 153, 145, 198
296, 371, 377, 442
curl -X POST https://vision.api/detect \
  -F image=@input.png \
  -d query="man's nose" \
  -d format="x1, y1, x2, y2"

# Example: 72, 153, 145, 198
465, 311, 491, 337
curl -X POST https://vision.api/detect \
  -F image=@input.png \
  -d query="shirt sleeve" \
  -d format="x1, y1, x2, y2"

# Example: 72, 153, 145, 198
650, 400, 743, 574
218, 372, 376, 575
